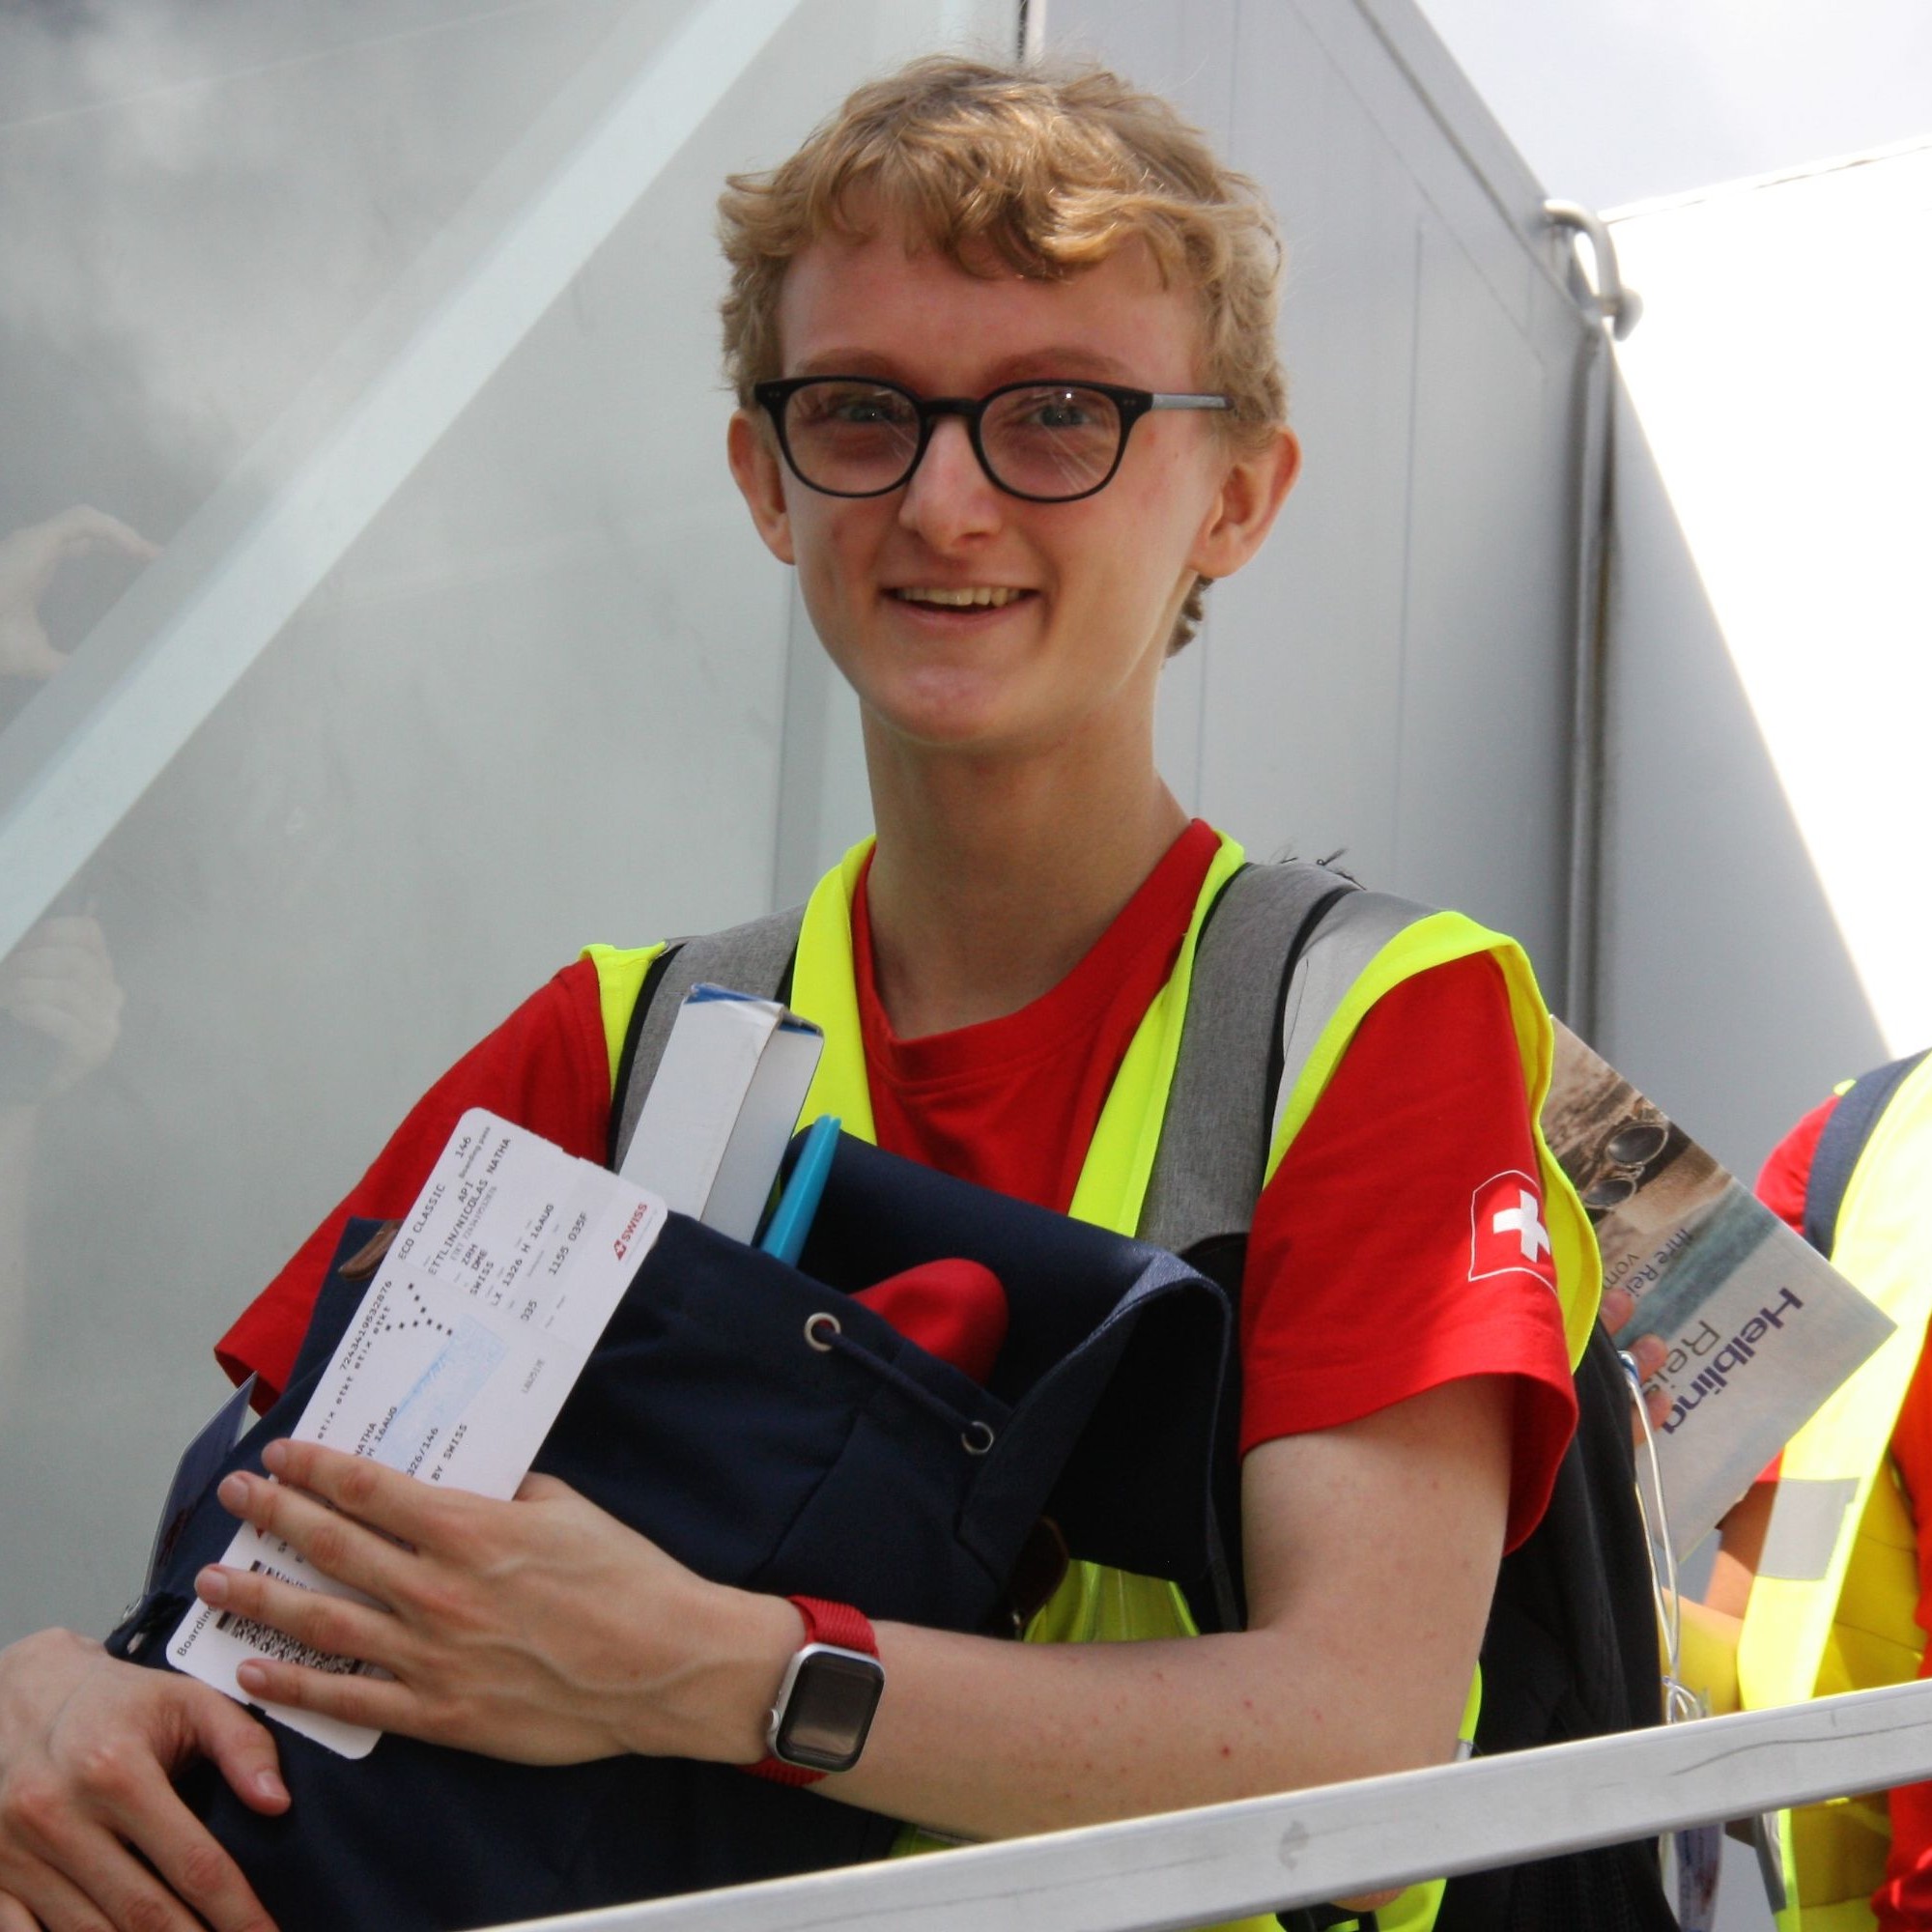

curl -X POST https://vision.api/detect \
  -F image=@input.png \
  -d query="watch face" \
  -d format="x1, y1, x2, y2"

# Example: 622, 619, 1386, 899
774, 1645, 886, 1773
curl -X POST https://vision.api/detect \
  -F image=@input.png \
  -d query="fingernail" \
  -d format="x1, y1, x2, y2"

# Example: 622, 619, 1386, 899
255, 1770, 288, 1804
262, 1439, 289, 1474
237, 1662, 269, 1693
218, 1471, 252, 1510
196, 1566, 230, 1606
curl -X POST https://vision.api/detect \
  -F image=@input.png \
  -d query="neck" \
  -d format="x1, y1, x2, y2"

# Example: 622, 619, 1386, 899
861, 716, 1189, 1038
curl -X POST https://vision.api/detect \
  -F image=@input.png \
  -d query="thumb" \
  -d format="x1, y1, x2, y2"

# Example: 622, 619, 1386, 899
0, 618, 67, 681
190, 1686, 291, 1814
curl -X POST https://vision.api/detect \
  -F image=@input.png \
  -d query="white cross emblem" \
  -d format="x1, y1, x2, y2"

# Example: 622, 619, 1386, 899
1492, 1188, 1551, 1265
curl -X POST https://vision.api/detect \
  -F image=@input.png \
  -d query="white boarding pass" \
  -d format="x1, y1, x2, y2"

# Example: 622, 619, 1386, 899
169, 1109, 666, 1756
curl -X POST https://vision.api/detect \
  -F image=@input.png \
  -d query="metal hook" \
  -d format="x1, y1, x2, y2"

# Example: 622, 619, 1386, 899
1545, 200, 1643, 340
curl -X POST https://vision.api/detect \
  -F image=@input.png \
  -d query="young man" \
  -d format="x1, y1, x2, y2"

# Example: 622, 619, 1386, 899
0, 58, 1590, 1932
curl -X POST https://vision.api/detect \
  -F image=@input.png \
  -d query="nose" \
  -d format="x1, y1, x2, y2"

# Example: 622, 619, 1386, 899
897, 415, 1003, 549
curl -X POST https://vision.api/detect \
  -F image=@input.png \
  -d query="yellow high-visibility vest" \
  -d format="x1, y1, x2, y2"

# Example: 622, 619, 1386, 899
1738, 1052, 1932, 1932
584, 832, 1598, 1932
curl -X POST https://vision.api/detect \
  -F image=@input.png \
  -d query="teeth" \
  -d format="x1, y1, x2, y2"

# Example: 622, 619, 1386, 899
896, 586, 1024, 608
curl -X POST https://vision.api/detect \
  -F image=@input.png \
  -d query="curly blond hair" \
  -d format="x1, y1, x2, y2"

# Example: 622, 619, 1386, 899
717, 56, 1290, 650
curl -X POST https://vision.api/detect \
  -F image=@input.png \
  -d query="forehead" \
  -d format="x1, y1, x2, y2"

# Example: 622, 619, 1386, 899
774, 219, 1206, 388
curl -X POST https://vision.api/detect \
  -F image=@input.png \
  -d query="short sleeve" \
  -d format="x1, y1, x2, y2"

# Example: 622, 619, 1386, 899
1754, 1093, 1839, 1241
1238, 952, 1578, 1551
214, 959, 612, 1402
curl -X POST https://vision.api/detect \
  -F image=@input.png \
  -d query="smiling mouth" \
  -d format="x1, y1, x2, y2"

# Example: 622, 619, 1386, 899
889, 586, 1032, 610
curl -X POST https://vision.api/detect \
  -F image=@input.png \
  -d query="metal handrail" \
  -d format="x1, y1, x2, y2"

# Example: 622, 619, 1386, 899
476, 1678, 1932, 1932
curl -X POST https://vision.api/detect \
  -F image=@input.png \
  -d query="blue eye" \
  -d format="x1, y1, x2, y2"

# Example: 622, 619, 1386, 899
792, 384, 915, 432
1023, 394, 1094, 430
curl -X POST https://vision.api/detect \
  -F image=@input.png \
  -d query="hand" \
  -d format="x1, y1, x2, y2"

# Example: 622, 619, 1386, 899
0, 917, 126, 1106
1599, 1284, 1672, 1435
0, 509, 158, 681
0, 1627, 285, 1932
197, 1440, 793, 1768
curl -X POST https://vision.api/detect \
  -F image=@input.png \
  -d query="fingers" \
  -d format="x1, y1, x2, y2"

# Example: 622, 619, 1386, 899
1623, 1331, 1667, 1382
0, 1889, 38, 1932
98, 1757, 275, 1932
1599, 1284, 1636, 1334
193, 1561, 394, 1675
263, 1439, 447, 1548
213, 1466, 411, 1601
42, 507, 159, 566
228, 1653, 414, 1741
2, 1856, 107, 1931
0, 615, 64, 682
185, 1690, 287, 1820
5, 1792, 209, 1932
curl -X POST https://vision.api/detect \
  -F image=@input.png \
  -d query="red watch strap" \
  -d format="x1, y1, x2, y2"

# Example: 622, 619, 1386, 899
790, 1595, 877, 1657
743, 1597, 878, 1786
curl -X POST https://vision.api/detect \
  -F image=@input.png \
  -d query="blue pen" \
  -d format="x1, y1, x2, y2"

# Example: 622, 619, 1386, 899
758, 1115, 841, 1264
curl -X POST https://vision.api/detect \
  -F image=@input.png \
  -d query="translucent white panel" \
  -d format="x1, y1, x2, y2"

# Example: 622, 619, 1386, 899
0, 0, 1010, 1640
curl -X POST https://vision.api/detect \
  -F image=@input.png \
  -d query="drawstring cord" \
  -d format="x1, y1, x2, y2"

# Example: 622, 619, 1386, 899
804, 1312, 996, 1455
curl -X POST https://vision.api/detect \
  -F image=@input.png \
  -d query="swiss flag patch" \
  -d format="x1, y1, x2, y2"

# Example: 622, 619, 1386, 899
1469, 1169, 1557, 1286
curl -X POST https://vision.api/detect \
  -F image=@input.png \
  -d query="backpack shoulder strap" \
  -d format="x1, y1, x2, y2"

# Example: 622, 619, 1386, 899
1139, 860, 1358, 1252
1803, 1048, 1931, 1257
608, 905, 808, 1173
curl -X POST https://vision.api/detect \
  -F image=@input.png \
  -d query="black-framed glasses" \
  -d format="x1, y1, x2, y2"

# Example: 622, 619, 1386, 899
753, 376, 1233, 503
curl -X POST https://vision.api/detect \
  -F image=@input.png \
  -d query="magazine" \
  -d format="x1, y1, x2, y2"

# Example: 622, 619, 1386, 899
1545, 1024, 1894, 1558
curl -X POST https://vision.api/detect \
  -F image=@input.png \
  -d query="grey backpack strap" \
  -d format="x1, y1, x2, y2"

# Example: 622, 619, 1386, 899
1139, 863, 1354, 1252
1140, 863, 1440, 1254
609, 906, 807, 1173
1269, 885, 1439, 1146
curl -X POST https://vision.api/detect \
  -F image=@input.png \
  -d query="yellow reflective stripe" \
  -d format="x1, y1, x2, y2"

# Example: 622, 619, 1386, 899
1066, 833, 1247, 1236
580, 942, 668, 1096
1025, 1560, 1200, 1644
782, 832, 1250, 1211
1739, 1053, 1932, 1718
1263, 911, 1599, 1370
789, 840, 878, 1142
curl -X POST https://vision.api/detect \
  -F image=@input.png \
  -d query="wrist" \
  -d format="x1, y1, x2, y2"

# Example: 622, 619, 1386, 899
628, 1584, 800, 1766
746, 1597, 885, 1785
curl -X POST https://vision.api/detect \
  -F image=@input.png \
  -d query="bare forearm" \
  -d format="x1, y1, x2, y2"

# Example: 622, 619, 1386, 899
822, 1619, 1467, 1842
811, 1382, 1514, 1842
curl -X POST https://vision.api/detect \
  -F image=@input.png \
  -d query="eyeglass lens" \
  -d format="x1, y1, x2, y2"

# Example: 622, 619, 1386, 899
781, 381, 1125, 499
1577, 1119, 1671, 1211
1604, 1122, 1669, 1166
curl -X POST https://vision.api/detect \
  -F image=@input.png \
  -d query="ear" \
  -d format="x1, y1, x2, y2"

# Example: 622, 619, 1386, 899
1188, 426, 1300, 581
727, 409, 796, 566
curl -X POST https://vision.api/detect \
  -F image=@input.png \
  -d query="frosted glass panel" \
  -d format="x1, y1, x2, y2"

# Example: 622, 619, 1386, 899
0, 0, 1008, 1640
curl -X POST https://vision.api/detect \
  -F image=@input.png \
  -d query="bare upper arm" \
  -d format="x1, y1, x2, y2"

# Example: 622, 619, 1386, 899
1238, 1374, 1516, 1774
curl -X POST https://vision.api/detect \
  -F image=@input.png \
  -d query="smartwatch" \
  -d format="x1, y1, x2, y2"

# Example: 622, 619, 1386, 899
749, 1596, 884, 1784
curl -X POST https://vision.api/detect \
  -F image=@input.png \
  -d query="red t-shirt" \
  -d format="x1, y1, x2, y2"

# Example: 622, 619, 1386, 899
218, 824, 1577, 1550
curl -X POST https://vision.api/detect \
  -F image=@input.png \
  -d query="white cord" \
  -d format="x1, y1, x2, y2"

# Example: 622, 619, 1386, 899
1620, 1350, 1708, 1726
